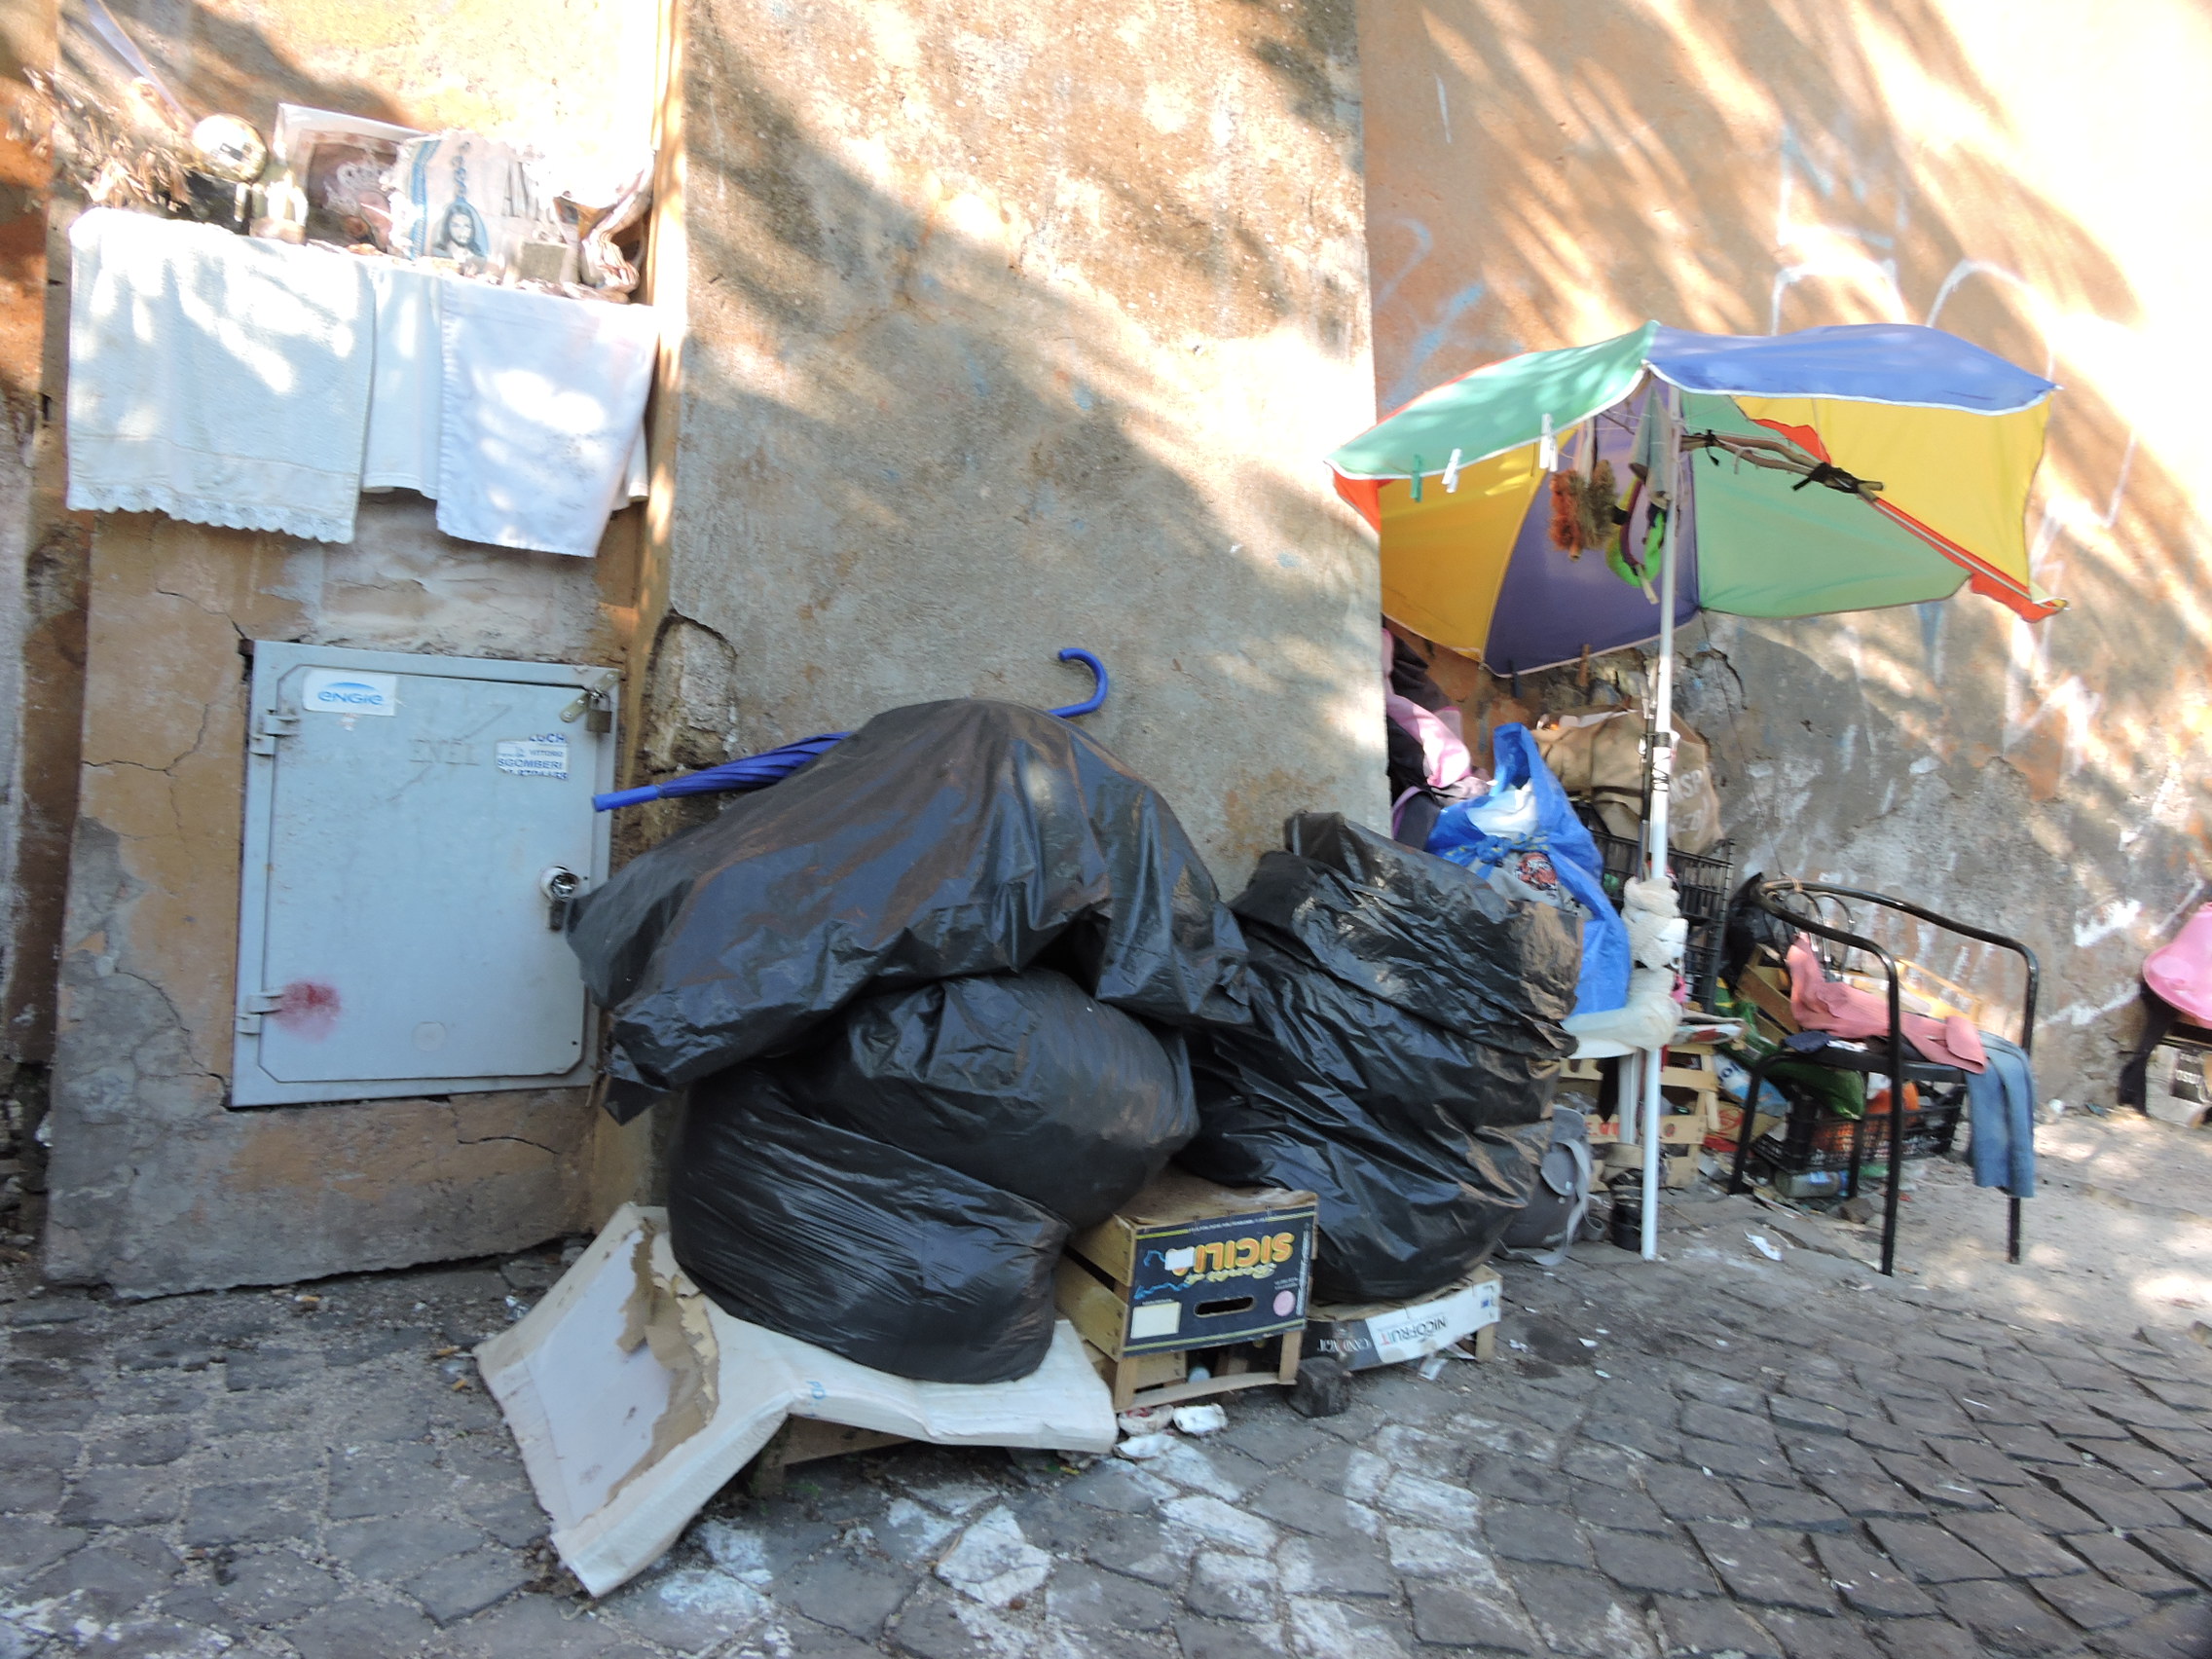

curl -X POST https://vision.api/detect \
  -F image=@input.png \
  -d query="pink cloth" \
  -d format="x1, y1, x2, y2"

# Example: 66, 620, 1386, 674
2146, 904, 2212, 1025
1385, 692, 1472, 790
1786, 937, 1987, 1074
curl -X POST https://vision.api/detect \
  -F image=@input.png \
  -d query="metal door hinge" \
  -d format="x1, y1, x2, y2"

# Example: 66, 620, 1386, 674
234, 989, 284, 1035
560, 685, 615, 735
249, 712, 300, 756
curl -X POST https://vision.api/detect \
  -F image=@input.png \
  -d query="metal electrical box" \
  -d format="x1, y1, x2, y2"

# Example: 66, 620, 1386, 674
232, 644, 616, 1107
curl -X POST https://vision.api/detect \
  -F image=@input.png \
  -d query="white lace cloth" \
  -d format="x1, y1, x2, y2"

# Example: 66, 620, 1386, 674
65, 209, 374, 543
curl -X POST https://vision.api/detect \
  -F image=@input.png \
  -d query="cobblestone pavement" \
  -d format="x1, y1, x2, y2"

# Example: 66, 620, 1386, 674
7, 1188, 2212, 1658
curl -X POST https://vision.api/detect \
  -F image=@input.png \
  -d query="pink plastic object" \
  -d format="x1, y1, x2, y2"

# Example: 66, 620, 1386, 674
1385, 692, 1472, 789
2145, 903, 2212, 1024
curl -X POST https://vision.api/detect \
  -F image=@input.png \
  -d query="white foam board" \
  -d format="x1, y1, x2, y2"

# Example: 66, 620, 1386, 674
476, 1203, 1116, 1596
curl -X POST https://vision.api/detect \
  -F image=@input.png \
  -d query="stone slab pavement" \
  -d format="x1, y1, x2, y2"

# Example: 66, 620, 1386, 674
5, 1187, 2212, 1659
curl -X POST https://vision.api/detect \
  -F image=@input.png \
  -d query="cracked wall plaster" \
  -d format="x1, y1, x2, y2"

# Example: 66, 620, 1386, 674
46, 494, 645, 1296
616, 614, 744, 860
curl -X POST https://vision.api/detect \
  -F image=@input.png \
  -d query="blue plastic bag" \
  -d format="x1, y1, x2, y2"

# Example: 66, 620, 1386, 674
1427, 724, 1630, 1015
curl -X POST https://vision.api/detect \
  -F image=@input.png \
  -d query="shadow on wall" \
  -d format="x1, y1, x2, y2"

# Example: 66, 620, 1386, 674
1366, 0, 2201, 1095
654, 0, 1383, 885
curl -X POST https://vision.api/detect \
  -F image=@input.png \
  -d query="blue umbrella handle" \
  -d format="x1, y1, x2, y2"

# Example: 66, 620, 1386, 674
1050, 647, 1109, 718
594, 648, 1109, 809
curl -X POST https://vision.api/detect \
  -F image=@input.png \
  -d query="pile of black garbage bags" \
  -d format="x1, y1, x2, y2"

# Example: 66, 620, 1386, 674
568, 700, 1578, 1385
1182, 813, 1580, 1303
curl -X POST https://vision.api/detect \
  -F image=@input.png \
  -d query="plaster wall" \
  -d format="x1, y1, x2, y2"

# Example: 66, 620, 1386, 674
655, 0, 1384, 890
39, 0, 660, 1295
0, 2, 81, 1069
1358, 0, 2212, 1098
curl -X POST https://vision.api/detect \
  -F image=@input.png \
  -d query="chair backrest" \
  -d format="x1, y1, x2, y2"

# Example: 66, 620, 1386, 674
1751, 879, 2040, 1059
1832, 959, 1991, 1029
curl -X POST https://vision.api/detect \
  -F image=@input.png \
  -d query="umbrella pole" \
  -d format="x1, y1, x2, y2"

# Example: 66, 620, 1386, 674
1639, 384, 1684, 1262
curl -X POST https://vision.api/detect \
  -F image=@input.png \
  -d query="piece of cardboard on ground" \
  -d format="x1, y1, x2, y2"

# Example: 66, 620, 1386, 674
1308, 1263, 1501, 1371
475, 1202, 1116, 1597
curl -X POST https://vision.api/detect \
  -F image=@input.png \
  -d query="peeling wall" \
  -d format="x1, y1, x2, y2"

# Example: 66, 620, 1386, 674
0, 2, 84, 1067
656, 0, 1384, 894
46, 502, 650, 1294
39, 0, 661, 1295
1359, 0, 2212, 1099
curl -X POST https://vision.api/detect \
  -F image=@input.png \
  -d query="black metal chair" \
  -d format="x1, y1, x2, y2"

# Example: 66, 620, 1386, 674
1724, 879, 2039, 1277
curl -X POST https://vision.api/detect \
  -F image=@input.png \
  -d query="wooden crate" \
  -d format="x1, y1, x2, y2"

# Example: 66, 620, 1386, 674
1737, 965, 1800, 1034
1600, 1138, 1700, 1190
1562, 1053, 1719, 1097
744, 1419, 910, 1496
1057, 1257, 1308, 1409
1066, 1170, 1315, 1298
1079, 1326, 1304, 1413
1307, 1265, 1501, 1371
1060, 1170, 1313, 1349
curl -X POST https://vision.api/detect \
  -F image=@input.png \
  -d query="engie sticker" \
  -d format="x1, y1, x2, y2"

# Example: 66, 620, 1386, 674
496, 735, 570, 780
301, 668, 397, 716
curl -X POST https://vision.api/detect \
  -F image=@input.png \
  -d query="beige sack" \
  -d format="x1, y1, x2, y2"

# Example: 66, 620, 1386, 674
1533, 707, 1724, 854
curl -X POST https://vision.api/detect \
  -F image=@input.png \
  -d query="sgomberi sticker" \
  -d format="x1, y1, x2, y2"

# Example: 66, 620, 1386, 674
496, 735, 571, 779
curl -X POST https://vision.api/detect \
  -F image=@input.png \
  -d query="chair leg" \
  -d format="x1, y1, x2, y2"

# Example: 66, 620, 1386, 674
1879, 1078, 1906, 1277
1843, 1097, 1867, 1202
2118, 990, 2179, 1110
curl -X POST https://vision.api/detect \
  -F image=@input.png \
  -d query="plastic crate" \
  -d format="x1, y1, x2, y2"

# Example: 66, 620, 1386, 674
1671, 841, 1733, 924
1751, 1091, 1964, 1176
1580, 817, 1734, 1011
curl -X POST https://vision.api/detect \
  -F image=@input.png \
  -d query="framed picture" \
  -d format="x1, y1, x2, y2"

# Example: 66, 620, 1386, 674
271, 103, 423, 248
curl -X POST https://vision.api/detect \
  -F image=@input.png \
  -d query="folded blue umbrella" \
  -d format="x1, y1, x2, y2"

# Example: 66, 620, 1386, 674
594, 648, 1110, 811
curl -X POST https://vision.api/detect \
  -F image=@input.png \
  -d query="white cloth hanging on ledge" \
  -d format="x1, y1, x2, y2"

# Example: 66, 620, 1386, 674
361, 260, 445, 494
433, 279, 658, 558
65, 208, 374, 543
363, 264, 651, 538
68, 209, 654, 557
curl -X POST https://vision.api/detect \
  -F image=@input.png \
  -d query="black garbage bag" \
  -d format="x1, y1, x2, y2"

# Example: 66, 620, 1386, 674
1721, 870, 1798, 986
1497, 1105, 1596, 1265
567, 699, 1248, 1120
1236, 813, 1578, 1077
783, 969, 1197, 1231
670, 1067, 1068, 1384
1180, 814, 1579, 1303
1188, 928, 1558, 1302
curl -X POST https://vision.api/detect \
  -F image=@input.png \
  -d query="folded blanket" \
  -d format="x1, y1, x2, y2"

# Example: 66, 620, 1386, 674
1787, 937, 1986, 1073
66, 208, 373, 543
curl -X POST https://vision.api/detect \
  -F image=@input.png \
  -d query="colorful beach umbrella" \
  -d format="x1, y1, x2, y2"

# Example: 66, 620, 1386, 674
1328, 321, 2060, 674
1329, 321, 2061, 1262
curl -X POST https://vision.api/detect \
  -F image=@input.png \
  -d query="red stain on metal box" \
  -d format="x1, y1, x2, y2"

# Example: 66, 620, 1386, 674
272, 980, 341, 1040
